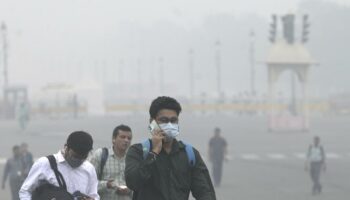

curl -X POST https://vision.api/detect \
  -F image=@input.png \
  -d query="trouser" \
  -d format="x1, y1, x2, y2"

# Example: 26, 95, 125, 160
9, 178, 23, 200
19, 117, 28, 130
212, 159, 223, 186
310, 161, 322, 194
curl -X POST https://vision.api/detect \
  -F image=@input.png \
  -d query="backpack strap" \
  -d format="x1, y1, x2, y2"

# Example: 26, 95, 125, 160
46, 155, 67, 190
99, 148, 109, 180
181, 142, 196, 167
141, 139, 151, 159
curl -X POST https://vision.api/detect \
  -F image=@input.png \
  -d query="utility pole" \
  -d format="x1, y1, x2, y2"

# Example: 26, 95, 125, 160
189, 48, 195, 100
249, 30, 256, 95
159, 57, 164, 95
1, 22, 8, 91
137, 58, 142, 100
290, 73, 297, 115
118, 59, 124, 93
215, 40, 221, 99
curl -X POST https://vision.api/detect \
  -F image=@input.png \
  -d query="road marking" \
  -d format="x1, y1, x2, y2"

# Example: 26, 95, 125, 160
225, 155, 233, 161
241, 154, 261, 160
0, 153, 348, 166
294, 153, 306, 159
266, 153, 287, 160
326, 153, 342, 159
0, 158, 6, 165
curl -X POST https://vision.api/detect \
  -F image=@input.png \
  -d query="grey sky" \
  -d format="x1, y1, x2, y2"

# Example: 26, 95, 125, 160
0, 0, 349, 97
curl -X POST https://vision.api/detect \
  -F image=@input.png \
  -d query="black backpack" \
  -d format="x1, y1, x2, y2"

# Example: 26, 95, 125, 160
32, 155, 74, 200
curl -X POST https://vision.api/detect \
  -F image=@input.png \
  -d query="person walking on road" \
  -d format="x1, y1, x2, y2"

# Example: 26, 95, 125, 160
305, 136, 326, 195
2, 145, 26, 200
19, 131, 100, 200
20, 143, 33, 179
125, 96, 216, 200
208, 127, 227, 187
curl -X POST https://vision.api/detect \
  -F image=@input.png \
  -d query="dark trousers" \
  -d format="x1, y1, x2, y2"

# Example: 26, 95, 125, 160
310, 161, 322, 194
212, 159, 223, 186
9, 178, 22, 200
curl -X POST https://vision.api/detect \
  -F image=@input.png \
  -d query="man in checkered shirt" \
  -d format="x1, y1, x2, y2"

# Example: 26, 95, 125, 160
90, 125, 133, 200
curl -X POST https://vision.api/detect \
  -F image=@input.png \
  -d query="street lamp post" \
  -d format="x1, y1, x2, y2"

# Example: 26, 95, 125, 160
1, 22, 8, 91
215, 40, 221, 99
249, 30, 256, 95
159, 57, 164, 95
189, 48, 195, 100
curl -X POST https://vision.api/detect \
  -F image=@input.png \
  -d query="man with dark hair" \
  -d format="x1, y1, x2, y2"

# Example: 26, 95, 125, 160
90, 124, 133, 200
125, 96, 216, 200
19, 131, 99, 200
2, 145, 26, 200
208, 127, 227, 187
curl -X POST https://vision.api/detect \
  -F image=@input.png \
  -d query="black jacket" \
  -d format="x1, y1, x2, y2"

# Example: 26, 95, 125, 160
125, 139, 216, 200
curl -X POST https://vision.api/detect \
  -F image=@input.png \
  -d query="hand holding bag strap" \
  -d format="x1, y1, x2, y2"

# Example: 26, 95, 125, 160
46, 155, 68, 190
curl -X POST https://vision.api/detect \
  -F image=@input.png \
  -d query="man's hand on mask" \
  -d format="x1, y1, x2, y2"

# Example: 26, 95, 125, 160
151, 129, 165, 154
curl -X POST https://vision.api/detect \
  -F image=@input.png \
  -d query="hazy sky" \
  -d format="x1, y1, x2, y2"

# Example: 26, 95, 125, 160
0, 0, 349, 98
1, 0, 349, 24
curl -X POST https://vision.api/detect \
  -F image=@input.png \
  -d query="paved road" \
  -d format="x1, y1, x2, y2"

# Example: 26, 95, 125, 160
1, 113, 349, 199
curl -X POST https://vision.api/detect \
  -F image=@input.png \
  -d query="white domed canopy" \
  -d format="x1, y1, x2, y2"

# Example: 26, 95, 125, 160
266, 40, 316, 65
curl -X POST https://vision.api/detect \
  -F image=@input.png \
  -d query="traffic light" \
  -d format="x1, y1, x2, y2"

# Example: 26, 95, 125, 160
282, 14, 295, 44
302, 14, 310, 43
269, 15, 277, 43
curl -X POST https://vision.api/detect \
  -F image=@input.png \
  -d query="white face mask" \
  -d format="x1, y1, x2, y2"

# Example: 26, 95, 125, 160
159, 122, 179, 139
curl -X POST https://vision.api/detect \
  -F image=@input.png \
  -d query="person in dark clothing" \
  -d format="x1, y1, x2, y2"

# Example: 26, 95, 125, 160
208, 127, 227, 187
125, 96, 216, 200
2, 145, 26, 200
20, 143, 33, 179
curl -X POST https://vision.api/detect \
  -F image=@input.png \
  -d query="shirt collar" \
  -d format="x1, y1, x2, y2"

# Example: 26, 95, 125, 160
109, 147, 127, 160
109, 147, 115, 156
56, 150, 66, 163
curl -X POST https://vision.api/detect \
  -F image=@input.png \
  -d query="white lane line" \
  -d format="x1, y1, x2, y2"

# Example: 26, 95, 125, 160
241, 154, 261, 160
326, 153, 342, 159
266, 153, 287, 160
294, 153, 307, 159
0, 158, 6, 165
225, 155, 233, 161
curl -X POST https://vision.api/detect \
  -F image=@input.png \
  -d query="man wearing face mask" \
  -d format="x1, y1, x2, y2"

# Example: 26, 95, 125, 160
125, 96, 216, 200
19, 131, 100, 200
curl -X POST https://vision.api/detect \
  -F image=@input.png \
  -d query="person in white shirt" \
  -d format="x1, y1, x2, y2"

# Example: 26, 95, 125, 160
19, 131, 100, 200
305, 136, 326, 195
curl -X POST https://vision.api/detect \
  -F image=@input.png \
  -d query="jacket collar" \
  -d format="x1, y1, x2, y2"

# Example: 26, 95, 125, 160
170, 139, 186, 154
